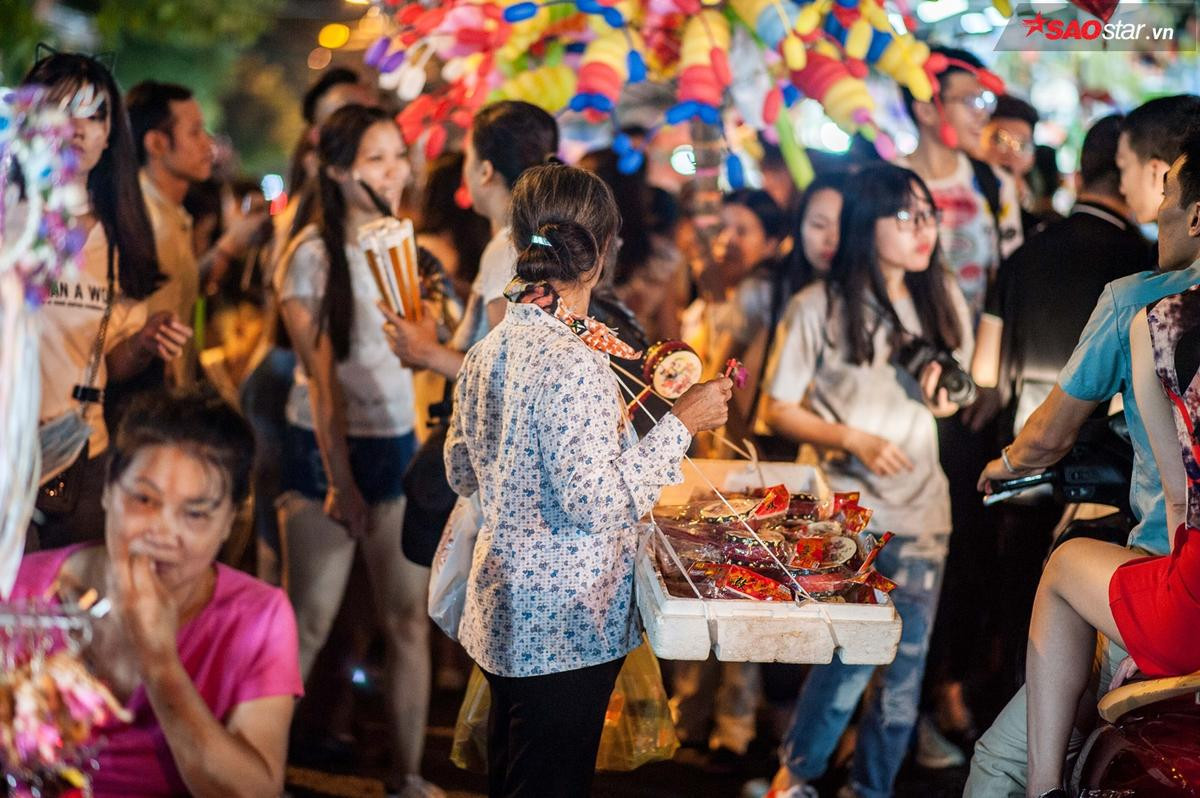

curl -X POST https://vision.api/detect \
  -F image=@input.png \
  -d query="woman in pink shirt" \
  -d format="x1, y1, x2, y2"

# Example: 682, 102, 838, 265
12, 392, 303, 797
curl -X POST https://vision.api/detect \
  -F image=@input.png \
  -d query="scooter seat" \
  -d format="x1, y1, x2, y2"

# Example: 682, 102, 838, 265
1098, 670, 1200, 722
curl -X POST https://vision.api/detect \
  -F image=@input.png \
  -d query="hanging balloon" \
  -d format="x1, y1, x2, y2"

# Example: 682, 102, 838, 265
365, 36, 391, 68
397, 65, 428, 101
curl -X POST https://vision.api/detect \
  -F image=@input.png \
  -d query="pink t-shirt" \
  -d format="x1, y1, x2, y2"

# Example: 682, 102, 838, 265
11, 545, 303, 797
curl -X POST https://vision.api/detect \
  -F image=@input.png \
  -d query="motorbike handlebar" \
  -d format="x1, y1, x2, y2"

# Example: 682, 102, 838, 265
982, 470, 1056, 506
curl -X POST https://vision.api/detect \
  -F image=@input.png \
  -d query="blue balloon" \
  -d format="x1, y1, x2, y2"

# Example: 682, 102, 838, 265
602, 7, 624, 27
365, 37, 390, 68
627, 51, 646, 83
593, 94, 614, 113
577, 0, 602, 13
726, 153, 745, 189
824, 14, 846, 39
782, 85, 801, 106
697, 104, 720, 125
866, 29, 891, 63
569, 94, 591, 113
503, 2, 540, 22
613, 132, 634, 155
618, 150, 644, 175
665, 102, 697, 125
380, 49, 407, 74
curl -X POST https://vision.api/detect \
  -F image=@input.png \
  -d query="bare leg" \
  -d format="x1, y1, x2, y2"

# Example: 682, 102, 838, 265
1025, 539, 1141, 797
362, 497, 433, 783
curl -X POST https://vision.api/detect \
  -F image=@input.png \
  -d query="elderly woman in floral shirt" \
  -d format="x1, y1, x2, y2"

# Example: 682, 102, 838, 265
446, 164, 732, 798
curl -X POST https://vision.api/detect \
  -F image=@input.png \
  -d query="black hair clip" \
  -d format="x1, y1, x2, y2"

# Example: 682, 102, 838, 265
544, 155, 564, 166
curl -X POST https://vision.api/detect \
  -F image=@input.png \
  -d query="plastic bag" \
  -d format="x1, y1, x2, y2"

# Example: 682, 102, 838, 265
428, 492, 482, 640
594, 640, 680, 770
449, 640, 679, 773
449, 665, 490, 773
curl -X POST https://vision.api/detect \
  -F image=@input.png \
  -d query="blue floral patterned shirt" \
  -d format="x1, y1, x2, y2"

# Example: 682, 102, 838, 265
446, 301, 692, 677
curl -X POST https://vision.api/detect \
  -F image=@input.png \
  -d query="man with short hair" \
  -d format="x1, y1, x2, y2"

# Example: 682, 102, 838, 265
983, 94, 1057, 236
900, 46, 1024, 317
984, 94, 1038, 184
965, 100, 1200, 798
125, 81, 265, 388
1117, 95, 1200, 225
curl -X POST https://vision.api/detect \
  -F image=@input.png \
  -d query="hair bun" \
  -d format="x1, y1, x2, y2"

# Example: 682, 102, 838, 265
509, 163, 620, 285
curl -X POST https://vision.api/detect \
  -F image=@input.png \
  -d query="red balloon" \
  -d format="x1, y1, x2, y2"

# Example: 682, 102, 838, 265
711, 48, 731, 87
763, 87, 783, 125
1071, 0, 1119, 21
426, 125, 448, 161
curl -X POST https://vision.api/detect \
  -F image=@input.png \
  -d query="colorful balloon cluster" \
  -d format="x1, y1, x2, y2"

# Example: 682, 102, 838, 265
364, 0, 938, 180
0, 86, 88, 302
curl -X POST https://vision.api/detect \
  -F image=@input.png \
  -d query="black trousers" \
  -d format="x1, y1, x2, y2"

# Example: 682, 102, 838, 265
482, 655, 625, 798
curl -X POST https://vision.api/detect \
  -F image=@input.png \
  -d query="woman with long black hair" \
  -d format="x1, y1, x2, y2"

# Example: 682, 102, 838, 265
760, 163, 973, 798
23, 52, 190, 549
273, 104, 438, 798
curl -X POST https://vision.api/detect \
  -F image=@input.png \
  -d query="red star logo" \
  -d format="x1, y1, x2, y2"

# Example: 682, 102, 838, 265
1022, 11, 1047, 36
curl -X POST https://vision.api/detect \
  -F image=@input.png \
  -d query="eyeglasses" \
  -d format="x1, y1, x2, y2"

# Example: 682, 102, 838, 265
990, 128, 1034, 156
943, 90, 998, 115
894, 208, 942, 231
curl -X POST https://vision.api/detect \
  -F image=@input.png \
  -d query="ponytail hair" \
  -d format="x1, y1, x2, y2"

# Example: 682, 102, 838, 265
510, 164, 620, 285
313, 104, 392, 360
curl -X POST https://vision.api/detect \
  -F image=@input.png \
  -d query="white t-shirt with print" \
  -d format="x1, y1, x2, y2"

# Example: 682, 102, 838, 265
39, 222, 147, 454
275, 224, 416, 438
900, 152, 1023, 320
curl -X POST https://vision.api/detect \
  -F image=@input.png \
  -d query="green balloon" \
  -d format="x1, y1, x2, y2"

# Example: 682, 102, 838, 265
775, 111, 814, 191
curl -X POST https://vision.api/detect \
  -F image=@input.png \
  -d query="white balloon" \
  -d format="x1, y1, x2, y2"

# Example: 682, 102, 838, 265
442, 57, 466, 83
379, 67, 403, 91
398, 66, 427, 101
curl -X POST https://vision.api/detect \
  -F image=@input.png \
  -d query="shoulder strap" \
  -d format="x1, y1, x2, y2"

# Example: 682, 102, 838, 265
79, 241, 116, 397
969, 156, 1003, 231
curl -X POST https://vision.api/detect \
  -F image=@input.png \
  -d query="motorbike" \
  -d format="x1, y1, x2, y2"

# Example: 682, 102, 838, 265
986, 413, 1200, 797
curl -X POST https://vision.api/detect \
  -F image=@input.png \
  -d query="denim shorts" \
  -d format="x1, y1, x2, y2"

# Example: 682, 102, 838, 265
282, 424, 416, 505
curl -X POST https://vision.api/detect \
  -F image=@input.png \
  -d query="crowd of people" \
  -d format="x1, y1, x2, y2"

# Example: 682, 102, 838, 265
10, 40, 1200, 798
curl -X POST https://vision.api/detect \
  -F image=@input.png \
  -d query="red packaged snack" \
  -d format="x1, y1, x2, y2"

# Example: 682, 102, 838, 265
831, 492, 861, 514
722, 528, 789, 569
718, 564, 793, 602
786, 492, 825, 521
790, 534, 858, 571
840, 505, 873, 534
787, 569, 854, 597
851, 569, 898, 594
752, 484, 790, 517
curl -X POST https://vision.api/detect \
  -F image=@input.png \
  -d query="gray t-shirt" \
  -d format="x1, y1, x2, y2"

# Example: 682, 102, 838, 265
761, 279, 973, 537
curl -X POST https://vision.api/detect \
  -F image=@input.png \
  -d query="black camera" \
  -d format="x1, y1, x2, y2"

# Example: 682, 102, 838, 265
894, 338, 977, 406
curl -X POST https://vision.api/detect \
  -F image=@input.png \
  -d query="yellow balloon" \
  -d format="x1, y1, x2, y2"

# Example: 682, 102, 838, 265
795, 4, 823, 36
783, 36, 807, 71
846, 19, 872, 60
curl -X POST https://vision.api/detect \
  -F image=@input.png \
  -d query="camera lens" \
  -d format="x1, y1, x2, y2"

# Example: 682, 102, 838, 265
939, 367, 977, 406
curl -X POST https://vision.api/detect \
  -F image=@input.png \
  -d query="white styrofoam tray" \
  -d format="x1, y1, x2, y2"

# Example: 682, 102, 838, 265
635, 458, 903, 665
